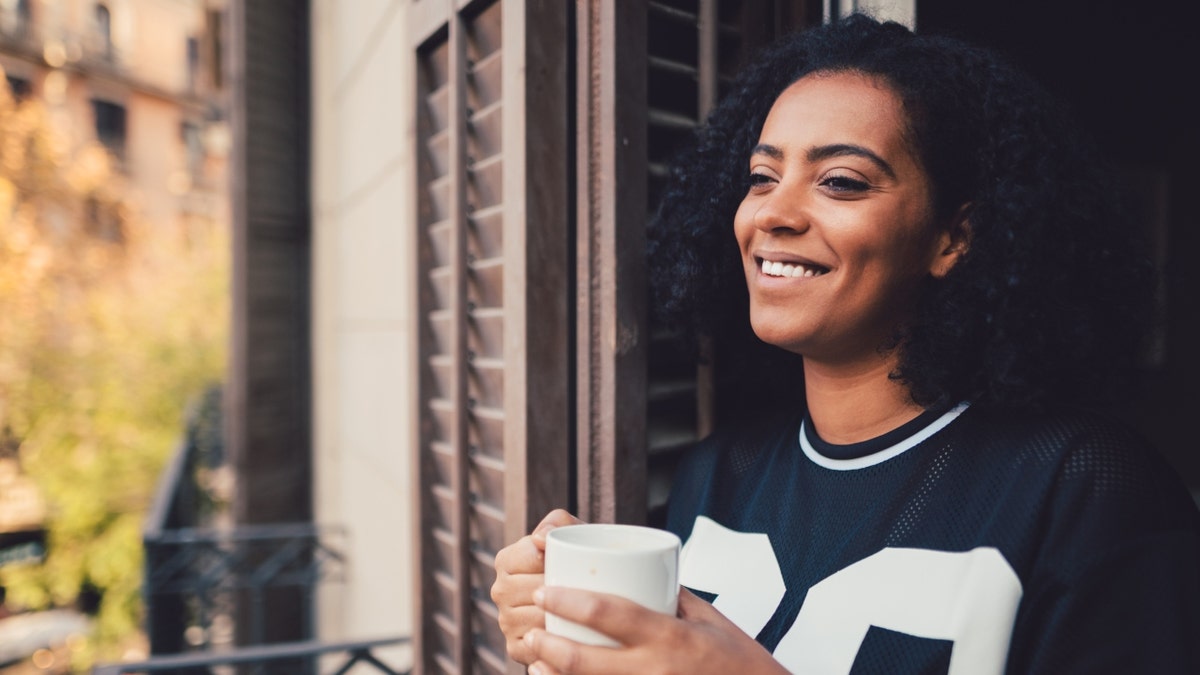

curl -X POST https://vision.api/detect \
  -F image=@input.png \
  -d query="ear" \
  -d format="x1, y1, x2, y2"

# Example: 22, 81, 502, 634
929, 203, 972, 279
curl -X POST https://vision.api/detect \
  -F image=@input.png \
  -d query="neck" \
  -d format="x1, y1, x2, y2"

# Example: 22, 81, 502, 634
802, 353, 925, 444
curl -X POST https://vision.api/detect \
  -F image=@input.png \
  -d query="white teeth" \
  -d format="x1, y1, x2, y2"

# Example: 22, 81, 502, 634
761, 258, 825, 278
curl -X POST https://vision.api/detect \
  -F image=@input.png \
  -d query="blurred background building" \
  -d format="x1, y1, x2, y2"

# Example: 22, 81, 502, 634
0, 0, 227, 672
0, 0, 228, 232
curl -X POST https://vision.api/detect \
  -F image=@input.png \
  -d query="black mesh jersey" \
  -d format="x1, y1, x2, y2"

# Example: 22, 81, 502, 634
665, 403, 1200, 674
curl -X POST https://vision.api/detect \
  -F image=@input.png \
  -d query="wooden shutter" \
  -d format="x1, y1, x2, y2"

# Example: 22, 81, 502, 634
410, 1, 569, 673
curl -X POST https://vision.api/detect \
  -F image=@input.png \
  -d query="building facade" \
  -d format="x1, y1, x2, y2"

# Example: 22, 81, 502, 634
0, 0, 228, 234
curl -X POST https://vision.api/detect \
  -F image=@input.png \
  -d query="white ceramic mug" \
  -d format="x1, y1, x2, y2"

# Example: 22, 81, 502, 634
543, 523, 682, 647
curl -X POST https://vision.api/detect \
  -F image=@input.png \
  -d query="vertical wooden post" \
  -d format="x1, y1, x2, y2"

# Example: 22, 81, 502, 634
446, 12, 473, 674
502, 0, 571, 545
695, 0, 719, 440
227, 0, 312, 652
575, 0, 648, 525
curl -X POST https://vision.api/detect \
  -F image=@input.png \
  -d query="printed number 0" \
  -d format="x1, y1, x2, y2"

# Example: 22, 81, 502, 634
680, 517, 1022, 675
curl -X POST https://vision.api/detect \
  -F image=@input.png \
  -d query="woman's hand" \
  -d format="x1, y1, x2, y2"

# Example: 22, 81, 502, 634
491, 509, 584, 665
522, 586, 788, 675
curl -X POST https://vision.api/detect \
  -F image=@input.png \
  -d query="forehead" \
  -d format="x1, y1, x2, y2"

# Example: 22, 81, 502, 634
760, 71, 915, 159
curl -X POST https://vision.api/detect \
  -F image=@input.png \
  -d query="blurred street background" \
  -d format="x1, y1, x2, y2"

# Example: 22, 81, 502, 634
0, 0, 229, 671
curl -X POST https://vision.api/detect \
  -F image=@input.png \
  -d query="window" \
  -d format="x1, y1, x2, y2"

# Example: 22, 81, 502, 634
95, 3, 113, 59
0, 0, 32, 37
206, 9, 223, 90
92, 99, 126, 161
187, 37, 199, 92
5, 75, 30, 100
182, 121, 204, 181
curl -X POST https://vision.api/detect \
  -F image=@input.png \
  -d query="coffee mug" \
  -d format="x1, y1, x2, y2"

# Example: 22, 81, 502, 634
543, 523, 682, 647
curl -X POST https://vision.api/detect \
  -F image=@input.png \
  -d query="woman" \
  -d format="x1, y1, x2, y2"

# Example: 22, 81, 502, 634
492, 14, 1200, 674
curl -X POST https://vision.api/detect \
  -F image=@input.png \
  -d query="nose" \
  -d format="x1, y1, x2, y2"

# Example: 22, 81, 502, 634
752, 181, 810, 236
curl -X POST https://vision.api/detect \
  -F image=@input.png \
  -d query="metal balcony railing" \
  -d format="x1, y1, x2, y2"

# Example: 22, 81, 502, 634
142, 522, 348, 651
92, 387, 409, 674
92, 636, 410, 675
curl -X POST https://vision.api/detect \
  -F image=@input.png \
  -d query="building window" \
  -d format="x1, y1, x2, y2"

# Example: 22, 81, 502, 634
206, 9, 222, 90
95, 3, 113, 59
92, 99, 126, 162
186, 36, 199, 92
182, 121, 204, 181
5, 75, 30, 100
0, 0, 31, 37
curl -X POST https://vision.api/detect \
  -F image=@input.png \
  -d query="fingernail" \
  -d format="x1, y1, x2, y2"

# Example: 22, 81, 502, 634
532, 587, 545, 607
524, 631, 535, 648
528, 663, 544, 675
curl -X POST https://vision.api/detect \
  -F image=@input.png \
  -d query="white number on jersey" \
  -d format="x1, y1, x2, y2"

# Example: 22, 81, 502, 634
680, 516, 1023, 674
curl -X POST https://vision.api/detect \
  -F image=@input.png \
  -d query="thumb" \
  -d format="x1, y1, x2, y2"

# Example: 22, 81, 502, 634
531, 509, 585, 548
677, 587, 725, 624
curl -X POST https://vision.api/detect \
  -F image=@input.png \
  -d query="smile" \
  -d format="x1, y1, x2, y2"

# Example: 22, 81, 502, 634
758, 257, 829, 278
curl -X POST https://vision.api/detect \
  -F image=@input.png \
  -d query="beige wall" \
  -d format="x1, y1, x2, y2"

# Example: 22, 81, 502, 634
310, 0, 414, 666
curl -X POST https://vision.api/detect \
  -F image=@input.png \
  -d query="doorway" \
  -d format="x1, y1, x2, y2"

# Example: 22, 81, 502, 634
918, 0, 1200, 493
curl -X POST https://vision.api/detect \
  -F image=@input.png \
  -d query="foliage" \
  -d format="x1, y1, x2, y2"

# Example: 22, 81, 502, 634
0, 79, 229, 669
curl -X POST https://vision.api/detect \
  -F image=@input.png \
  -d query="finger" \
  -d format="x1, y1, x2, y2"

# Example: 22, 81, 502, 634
524, 628, 622, 675
505, 615, 549, 667
535, 586, 673, 647
491, 570, 545, 607
505, 633, 537, 667
531, 509, 584, 548
494, 536, 546, 576
677, 587, 713, 619
528, 660, 563, 675
497, 603, 545, 643
676, 586, 742, 632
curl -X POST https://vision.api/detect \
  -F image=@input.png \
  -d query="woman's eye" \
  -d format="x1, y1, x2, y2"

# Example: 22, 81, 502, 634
819, 175, 870, 192
748, 173, 775, 188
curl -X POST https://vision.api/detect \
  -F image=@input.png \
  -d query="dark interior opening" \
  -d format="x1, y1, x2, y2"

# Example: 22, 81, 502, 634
918, 0, 1200, 492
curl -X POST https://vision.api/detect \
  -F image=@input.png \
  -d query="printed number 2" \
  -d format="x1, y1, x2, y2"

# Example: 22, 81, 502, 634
679, 516, 1023, 675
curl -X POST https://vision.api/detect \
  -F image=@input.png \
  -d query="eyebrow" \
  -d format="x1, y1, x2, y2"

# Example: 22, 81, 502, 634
750, 143, 785, 161
751, 142, 897, 180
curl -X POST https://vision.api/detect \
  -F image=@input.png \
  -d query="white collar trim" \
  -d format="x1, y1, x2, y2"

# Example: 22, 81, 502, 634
799, 402, 970, 471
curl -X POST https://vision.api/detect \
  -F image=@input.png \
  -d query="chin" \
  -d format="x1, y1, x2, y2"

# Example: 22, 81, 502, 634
749, 317, 809, 354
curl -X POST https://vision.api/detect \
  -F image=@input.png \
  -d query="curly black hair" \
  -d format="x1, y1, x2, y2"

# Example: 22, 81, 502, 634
648, 13, 1154, 413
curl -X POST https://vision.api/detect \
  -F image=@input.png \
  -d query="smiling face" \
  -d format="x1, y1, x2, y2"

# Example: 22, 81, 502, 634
734, 70, 964, 366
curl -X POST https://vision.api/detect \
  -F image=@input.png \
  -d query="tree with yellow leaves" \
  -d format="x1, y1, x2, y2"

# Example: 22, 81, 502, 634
0, 75, 228, 670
